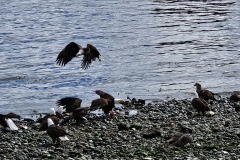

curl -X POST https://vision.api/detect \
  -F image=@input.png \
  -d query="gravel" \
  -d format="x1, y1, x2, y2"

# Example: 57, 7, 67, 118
0, 93, 240, 159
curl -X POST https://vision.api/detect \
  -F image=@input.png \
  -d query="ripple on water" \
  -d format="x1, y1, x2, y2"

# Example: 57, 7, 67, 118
0, 0, 239, 115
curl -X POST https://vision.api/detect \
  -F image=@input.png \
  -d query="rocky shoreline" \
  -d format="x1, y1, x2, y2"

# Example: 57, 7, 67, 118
0, 94, 240, 160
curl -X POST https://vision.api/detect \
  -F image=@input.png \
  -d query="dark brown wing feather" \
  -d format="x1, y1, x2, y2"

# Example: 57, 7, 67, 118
192, 98, 210, 113
47, 125, 68, 138
5, 112, 21, 119
56, 97, 82, 113
0, 114, 8, 128
95, 90, 114, 100
56, 42, 81, 66
90, 98, 108, 111
73, 107, 90, 123
172, 133, 193, 147
81, 44, 101, 69
38, 115, 60, 131
199, 89, 216, 101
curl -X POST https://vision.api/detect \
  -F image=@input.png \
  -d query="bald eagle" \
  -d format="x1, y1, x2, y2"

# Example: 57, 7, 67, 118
194, 83, 216, 102
90, 90, 125, 116
56, 97, 82, 113
56, 42, 101, 69
46, 118, 69, 144
0, 113, 20, 130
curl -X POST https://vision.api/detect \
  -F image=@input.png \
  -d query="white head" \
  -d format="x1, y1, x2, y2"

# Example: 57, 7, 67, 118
50, 108, 56, 115
76, 49, 85, 57
47, 118, 55, 127
56, 106, 66, 114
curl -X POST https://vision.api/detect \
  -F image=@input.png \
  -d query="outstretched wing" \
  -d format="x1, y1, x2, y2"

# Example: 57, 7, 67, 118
95, 90, 114, 100
56, 97, 82, 112
81, 44, 101, 69
56, 42, 81, 66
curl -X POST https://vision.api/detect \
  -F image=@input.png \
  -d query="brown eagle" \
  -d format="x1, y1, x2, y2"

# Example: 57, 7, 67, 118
194, 83, 216, 102
0, 113, 20, 130
56, 97, 82, 113
56, 42, 101, 69
191, 92, 211, 115
46, 118, 69, 144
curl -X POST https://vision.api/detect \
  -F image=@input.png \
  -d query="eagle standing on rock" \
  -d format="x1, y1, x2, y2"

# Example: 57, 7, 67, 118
38, 108, 64, 131
191, 95, 211, 115
46, 118, 69, 144
60, 107, 90, 126
56, 42, 101, 69
0, 113, 20, 130
194, 83, 216, 102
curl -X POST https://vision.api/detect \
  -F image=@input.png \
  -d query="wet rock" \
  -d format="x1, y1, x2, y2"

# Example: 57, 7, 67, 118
117, 122, 130, 131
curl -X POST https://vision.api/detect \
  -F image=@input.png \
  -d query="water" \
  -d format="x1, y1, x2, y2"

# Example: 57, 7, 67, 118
0, 0, 239, 116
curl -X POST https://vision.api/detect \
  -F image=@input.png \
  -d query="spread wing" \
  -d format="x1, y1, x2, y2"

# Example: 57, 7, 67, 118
56, 97, 82, 113
95, 90, 114, 100
81, 44, 101, 69
56, 42, 81, 66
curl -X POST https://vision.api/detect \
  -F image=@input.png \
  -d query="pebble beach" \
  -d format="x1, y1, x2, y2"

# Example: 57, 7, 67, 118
0, 92, 240, 160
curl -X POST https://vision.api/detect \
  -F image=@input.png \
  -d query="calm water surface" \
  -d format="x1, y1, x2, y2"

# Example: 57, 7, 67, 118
0, 0, 239, 116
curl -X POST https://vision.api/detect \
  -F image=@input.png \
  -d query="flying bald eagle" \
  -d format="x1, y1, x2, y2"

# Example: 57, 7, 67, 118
56, 42, 101, 69
194, 83, 216, 102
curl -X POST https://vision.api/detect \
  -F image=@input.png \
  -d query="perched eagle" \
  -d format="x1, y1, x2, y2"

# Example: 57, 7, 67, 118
230, 92, 240, 102
46, 118, 69, 144
0, 113, 20, 130
60, 107, 90, 126
37, 108, 63, 131
167, 126, 193, 147
191, 92, 211, 115
56, 42, 101, 69
194, 83, 216, 102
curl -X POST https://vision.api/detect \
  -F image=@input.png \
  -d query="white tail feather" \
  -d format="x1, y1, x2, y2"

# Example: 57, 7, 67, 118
47, 118, 54, 127
82, 117, 88, 121
59, 136, 69, 141
5, 118, 18, 130
205, 111, 215, 116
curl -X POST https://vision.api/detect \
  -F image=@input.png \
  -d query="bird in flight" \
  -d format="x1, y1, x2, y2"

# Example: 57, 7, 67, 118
56, 42, 101, 69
